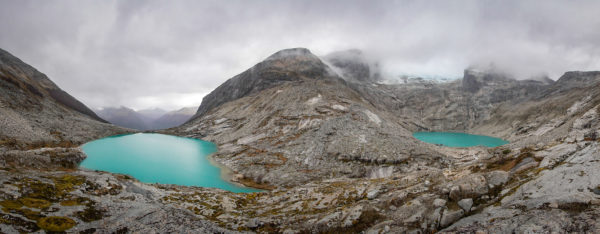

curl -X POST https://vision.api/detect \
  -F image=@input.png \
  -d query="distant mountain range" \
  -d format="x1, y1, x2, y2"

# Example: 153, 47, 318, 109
95, 106, 195, 130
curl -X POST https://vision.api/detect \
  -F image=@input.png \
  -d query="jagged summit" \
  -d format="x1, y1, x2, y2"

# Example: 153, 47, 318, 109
191, 48, 341, 119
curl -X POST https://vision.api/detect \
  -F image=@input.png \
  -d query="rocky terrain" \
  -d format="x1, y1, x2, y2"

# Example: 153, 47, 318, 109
1, 47, 599, 233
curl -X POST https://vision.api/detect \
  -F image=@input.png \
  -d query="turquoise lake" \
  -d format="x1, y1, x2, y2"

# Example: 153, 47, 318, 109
80, 133, 261, 193
413, 132, 508, 147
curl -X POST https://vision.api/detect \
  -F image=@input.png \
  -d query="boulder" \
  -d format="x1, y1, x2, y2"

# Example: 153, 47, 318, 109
449, 174, 488, 201
458, 199, 473, 212
440, 209, 464, 228
485, 171, 509, 189
433, 198, 447, 208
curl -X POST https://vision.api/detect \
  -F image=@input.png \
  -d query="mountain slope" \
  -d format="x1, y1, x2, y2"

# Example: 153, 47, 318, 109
0, 48, 126, 149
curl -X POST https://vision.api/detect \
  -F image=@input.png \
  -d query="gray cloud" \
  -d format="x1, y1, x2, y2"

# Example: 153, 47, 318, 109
1, 0, 599, 110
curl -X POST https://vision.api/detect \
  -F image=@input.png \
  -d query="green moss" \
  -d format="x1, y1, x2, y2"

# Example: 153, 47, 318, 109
52, 174, 85, 193
0, 199, 23, 210
37, 216, 76, 232
18, 179, 59, 201
502, 149, 511, 154
19, 197, 52, 209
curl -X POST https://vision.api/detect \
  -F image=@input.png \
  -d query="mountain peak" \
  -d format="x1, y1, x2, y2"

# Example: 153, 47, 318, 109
191, 47, 339, 119
265, 48, 315, 61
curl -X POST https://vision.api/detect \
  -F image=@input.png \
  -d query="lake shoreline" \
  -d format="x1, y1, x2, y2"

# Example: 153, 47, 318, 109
206, 153, 272, 191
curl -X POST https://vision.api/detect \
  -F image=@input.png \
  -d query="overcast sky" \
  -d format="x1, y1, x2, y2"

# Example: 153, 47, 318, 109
1, 0, 599, 110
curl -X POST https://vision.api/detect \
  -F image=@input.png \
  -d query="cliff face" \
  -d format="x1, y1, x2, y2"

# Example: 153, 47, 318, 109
0, 48, 128, 149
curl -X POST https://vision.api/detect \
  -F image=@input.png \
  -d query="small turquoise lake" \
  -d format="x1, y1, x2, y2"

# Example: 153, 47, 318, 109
413, 132, 508, 147
80, 133, 261, 193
